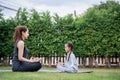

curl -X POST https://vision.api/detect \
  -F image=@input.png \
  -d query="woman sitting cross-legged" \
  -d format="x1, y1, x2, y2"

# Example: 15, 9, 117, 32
12, 26, 42, 72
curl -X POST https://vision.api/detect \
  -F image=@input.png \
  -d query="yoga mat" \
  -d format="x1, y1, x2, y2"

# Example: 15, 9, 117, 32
0, 70, 93, 73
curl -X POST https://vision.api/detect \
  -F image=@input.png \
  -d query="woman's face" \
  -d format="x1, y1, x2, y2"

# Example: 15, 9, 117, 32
22, 29, 29, 39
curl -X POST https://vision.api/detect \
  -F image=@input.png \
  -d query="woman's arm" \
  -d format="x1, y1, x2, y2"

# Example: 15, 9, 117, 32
17, 41, 38, 63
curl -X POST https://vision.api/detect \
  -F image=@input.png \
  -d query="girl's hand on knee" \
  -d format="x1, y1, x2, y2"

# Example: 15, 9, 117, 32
60, 62, 64, 67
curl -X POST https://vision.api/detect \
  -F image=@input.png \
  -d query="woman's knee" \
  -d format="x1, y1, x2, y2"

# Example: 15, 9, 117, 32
35, 62, 42, 70
38, 62, 42, 69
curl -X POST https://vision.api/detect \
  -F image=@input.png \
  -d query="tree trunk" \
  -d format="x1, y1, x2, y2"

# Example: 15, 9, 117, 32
47, 56, 51, 67
0, 56, 2, 66
118, 55, 120, 67
0, 56, 1, 63
105, 56, 111, 68
93, 56, 98, 68
82, 57, 86, 67
89, 55, 93, 68
3, 56, 7, 66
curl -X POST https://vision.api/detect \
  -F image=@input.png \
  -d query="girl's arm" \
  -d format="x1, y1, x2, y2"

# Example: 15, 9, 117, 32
70, 54, 76, 67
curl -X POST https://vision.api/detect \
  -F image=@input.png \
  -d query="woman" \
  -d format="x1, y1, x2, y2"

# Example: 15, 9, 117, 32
12, 26, 42, 72
56, 42, 78, 73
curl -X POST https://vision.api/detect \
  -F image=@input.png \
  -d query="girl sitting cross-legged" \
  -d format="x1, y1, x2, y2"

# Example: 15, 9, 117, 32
56, 42, 78, 73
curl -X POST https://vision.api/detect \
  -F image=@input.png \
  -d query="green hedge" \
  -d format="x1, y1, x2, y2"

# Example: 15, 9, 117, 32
0, 1, 120, 57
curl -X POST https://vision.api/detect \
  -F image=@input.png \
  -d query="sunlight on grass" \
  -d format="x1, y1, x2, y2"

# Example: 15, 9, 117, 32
0, 66, 120, 80
0, 66, 12, 70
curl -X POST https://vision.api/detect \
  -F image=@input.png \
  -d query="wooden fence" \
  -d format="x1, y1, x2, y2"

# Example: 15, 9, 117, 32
39, 56, 120, 67
0, 56, 120, 67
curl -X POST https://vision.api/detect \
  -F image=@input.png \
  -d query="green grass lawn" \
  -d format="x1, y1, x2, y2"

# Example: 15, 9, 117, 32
0, 67, 120, 80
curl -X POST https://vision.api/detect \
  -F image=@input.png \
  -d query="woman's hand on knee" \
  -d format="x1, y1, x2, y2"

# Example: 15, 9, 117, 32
30, 57, 42, 62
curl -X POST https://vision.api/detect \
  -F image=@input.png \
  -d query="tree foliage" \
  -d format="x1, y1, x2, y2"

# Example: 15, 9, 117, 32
0, 0, 120, 57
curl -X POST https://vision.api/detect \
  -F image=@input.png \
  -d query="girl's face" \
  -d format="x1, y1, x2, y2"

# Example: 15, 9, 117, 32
65, 44, 71, 53
22, 29, 29, 39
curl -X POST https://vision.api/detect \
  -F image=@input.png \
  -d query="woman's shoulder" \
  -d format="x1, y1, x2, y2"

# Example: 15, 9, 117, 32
17, 40, 24, 47
17, 40, 24, 44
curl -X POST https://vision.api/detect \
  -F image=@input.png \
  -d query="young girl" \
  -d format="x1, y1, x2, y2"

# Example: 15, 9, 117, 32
57, 42, 78, 73
12, 26, 42, 72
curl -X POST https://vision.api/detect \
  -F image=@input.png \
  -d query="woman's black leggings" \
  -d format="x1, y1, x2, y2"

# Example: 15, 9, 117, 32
12, 62, 42, 72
